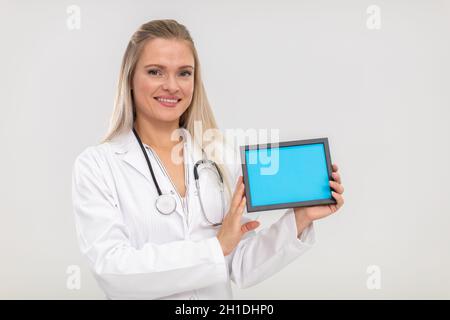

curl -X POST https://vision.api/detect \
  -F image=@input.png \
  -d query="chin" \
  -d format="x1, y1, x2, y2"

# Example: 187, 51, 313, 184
152, 110, 184, 124
152, 103, 189, 122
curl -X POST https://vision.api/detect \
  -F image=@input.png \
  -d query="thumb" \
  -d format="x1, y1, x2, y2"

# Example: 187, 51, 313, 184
241, 220, 260, 234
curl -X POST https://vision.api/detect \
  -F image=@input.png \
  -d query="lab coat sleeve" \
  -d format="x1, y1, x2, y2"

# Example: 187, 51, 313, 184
225, 143, 316, 289
229, 209, 315, 289
71, 147, 228, 299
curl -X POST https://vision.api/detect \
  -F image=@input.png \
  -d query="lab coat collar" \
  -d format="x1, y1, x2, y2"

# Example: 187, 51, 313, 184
108, 126, 202, 185
108, 127, 199, 224
110, 126, 192, 152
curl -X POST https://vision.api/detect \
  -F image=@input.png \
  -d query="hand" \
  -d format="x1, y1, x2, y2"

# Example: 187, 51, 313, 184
294, 163, 345, 233
216, 176, 260, 256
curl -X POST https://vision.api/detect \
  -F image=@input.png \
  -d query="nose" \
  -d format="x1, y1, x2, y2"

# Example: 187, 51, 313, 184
162, 74, 180, 93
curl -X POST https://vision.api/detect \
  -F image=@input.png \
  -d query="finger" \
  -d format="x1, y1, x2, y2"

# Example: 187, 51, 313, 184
331, 191, 344, 210
230, 186, 244, 214
234, 195, 246, 217
230, 186, 245, 217
230, 178, 245, 212
331, 172, 342, 184
332, 163, 338, 172
235, 176, 243, 188
329, 180, 344, 194
241, 220, 260, 234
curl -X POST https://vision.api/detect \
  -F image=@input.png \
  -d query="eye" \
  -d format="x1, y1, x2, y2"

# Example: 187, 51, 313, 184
147, 69, 162, 76
179, 70, 192, 77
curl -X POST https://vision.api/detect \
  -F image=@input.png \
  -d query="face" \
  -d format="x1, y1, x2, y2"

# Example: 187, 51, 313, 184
132, 38, 195, 126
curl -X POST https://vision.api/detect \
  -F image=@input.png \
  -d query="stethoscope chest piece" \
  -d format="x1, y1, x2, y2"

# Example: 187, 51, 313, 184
133, 127, 225, 225
155, 194, 177, 215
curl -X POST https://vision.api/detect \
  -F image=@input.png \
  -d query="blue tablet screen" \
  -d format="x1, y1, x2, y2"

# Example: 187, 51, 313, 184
245, 143, 331, 207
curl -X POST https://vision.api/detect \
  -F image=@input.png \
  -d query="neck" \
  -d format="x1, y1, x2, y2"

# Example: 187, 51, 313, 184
134, 117, 182, 150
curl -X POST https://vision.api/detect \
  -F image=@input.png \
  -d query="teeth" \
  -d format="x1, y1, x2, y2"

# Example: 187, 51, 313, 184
157, 97, 178, 103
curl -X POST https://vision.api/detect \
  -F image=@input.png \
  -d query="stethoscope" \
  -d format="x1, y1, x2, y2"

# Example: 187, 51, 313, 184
132, 128, 226, 227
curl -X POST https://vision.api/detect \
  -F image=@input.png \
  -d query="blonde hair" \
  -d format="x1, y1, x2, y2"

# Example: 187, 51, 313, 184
102, 19, 232, 199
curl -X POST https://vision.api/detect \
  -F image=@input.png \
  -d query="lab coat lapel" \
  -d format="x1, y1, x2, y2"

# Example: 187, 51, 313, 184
110, 128, 191, 223
110, 129, 156, 185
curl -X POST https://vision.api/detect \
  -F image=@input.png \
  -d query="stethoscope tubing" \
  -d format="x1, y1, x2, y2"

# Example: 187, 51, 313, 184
132, 127, 225, 225
133, 127, 163, 196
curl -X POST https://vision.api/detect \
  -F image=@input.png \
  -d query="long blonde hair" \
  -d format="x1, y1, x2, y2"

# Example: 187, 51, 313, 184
102, 19, 232, 199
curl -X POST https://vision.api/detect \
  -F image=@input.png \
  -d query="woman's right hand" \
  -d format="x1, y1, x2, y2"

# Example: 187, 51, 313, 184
216, 176, 260, 256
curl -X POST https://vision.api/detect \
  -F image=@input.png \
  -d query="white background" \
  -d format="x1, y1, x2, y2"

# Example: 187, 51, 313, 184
1, 0, 449, 299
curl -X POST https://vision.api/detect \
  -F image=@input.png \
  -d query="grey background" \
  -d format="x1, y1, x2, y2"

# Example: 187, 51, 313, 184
1, 0, 449, 299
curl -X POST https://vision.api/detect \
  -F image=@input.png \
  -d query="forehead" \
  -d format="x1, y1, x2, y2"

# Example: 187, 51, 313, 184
138, 38, 194, 67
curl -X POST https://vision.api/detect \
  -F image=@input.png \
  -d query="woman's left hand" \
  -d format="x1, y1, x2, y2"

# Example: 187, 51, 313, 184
294, 163, 345, 230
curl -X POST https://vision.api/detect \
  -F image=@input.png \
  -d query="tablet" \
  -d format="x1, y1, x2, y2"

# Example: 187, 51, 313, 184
240, 138, 336, 212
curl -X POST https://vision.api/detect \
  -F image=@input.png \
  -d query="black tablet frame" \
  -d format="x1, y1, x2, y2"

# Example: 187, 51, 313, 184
239, 137, 337, 213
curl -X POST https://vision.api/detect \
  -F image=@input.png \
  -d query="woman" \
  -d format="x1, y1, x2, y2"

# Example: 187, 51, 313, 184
71, 19, 345, 300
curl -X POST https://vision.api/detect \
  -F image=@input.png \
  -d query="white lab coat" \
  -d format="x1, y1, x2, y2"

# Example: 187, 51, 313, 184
71, 127, 315, 300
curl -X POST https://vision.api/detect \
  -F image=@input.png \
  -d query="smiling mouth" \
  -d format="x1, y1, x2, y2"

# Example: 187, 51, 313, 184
154, 97, 182, 107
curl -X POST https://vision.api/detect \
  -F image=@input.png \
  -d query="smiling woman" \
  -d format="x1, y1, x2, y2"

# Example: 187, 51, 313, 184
102, 19, 233, 200
104, 21, 221, 155
132, 38, 195, 121
71, 19, 342, 300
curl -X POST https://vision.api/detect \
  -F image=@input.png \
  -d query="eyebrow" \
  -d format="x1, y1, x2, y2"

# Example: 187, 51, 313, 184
144, 64, 194, 70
